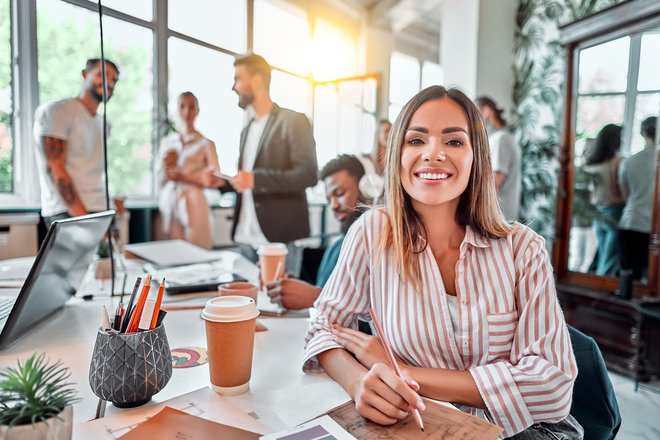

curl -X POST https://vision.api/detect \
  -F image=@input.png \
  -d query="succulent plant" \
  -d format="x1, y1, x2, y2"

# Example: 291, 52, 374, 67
0, 353, 78, 427
97, 240, 110, 258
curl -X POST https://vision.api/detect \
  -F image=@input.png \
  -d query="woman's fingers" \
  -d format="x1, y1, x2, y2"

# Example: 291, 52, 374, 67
372, 364, 425, 412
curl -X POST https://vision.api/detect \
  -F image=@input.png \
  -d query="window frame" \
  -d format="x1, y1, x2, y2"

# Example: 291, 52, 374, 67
2, 0, 380, 206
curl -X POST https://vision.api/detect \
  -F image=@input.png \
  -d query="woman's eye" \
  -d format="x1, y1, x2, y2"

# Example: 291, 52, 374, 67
446, 139, 464, 146
406, 137, 424, 145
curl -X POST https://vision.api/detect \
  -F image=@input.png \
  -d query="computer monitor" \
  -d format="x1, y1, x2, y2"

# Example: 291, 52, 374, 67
0, 211, 115, 350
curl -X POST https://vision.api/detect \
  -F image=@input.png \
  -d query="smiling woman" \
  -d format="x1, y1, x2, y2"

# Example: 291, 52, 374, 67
303, 86, 583, 438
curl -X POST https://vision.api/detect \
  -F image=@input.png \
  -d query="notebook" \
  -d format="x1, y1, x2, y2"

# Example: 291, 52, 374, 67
125, 240, 216, 267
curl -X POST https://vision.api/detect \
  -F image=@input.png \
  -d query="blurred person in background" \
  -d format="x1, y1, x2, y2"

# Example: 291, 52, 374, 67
158, 91, 219, 249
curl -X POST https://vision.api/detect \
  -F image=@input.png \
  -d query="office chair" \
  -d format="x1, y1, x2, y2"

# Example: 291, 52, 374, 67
568, 325, 622, 440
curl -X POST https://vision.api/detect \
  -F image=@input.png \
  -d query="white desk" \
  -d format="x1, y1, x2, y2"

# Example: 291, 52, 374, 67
0, 251, 349, 435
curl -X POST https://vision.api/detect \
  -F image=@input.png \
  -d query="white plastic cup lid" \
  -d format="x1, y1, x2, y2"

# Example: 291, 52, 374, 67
201, 296, 259, 323
257, 243, 288, 256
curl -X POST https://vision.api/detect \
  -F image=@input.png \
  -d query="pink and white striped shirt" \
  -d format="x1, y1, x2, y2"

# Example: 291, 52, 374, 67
303, 209, 577, 437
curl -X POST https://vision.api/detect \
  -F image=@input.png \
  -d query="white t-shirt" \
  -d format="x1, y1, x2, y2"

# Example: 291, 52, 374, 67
234, 114, 271, 247
33, 98, 107, 217
489, 129, 521, 221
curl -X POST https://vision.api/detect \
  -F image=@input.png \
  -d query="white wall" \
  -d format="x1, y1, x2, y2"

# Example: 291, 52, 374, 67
440, 0, 480, 96
475, 0, 516, 115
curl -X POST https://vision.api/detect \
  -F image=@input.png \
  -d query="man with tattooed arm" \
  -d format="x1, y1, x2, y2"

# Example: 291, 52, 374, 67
33, 58, 120, 227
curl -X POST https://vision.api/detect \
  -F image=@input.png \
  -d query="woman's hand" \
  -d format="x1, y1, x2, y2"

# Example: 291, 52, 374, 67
352, 363, 424, 425
332, 324, 396, 370
164, 166, 183, 182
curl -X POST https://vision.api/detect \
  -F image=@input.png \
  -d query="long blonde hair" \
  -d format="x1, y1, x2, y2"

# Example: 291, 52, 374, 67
380, 86, 512, 285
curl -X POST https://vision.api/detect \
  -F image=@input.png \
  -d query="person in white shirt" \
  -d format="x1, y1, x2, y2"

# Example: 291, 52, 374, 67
618, 116, 658, 280
33, 58, 120, 227
475, 96, 521, 221
211, 54, 317, 262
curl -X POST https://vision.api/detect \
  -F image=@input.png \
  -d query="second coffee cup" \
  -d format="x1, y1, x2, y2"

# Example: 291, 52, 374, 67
218, 282, 258, 302
201, 296, 259, 396
257, 243, 287, 286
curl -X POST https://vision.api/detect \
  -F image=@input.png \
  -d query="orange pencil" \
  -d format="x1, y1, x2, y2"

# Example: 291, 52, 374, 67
150, 278, 166, 329
127, 275, 152, 333
368, 307, 424, 432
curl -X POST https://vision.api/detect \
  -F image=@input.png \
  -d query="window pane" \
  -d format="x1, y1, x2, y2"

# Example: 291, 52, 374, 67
578, 37, 630, 94
270, 70, 311, 117
254, 0, 310, 76
422, 61, 444, 89
89, 0, 152, 21
389, 52, 420, 105
361, 113, 376, 155
169, 37, 243, 175
630, 93, 660, 154
389, 103, 403, 123
312, 18, 357, 82
363, 78, 376, 113
638, 32, 660, 92
0, 0, 13, 193
574, 95, 625, 158
169, 0, 246, 53
314, 85, 338, 167
37, 0, 154, 196
338, 101, 361, 155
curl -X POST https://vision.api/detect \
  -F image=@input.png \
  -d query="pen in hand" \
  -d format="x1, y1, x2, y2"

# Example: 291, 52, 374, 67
368, 307, 425, 432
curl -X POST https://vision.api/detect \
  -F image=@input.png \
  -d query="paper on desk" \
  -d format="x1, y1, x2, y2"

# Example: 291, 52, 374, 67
74, 387, 274, 440
118, 406, 259, 439
326, 399, 503, 440
260, 415, 356, 440
256, 382, 351, 427
257, 288, 286, 316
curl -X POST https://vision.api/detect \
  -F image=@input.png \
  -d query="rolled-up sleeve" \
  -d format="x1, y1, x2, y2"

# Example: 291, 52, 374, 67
303, 214, 372, 373
469, 233, 577, 436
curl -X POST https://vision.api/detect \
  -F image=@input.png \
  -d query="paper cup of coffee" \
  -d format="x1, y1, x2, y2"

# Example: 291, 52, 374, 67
257, 243, 287, 286
218, 282, 258, 302
201, 296, 259, 395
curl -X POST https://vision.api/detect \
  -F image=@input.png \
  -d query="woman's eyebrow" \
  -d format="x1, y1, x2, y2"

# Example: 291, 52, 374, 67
442, 127, 468, 134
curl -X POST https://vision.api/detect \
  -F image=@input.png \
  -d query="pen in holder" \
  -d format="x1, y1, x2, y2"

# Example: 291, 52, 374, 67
88, 324, 172, 408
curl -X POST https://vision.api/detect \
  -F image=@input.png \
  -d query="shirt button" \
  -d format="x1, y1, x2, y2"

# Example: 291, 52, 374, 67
461, 299, 467, 305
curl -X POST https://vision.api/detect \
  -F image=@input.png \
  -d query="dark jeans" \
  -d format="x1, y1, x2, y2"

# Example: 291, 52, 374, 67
619, 229, 650, 280
506, 414, 583, 439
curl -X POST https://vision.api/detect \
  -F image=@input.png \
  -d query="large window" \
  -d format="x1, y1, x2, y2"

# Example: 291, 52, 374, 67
3, 0, 379, 204
0, 0, 12, 193
576, 32, 660, 156
168, 38, 243, 175
388, 51, 442, 122
37, 0, 153, 196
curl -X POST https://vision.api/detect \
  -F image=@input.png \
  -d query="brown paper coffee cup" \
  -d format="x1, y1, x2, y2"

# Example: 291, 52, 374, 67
257, 243, 288, 286
218, 282, 258, 302
201, 296, 259, 395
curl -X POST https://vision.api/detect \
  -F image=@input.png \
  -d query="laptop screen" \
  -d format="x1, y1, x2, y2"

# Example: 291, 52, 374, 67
0, 211, 114, 349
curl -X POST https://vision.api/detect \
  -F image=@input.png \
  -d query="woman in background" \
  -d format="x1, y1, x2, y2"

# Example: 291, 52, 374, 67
303, 86, 581, 438
583, 124, 625, 276
359, 119, 392, 201
158, 91, 219, 249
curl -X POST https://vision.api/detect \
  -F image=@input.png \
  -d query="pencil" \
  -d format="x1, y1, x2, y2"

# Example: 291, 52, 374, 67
127, 275, 152, 333
150, 278, 166, 329
368, 307, 424, 432
120, 277, 142, 333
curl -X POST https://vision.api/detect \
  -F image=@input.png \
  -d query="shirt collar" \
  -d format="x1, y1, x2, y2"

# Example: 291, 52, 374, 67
463, 225, 491, 249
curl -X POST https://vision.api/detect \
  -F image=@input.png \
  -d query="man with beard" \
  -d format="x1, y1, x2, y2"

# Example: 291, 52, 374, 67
266, 155, 366, 310
213, 54, 317, 261
33, 58, 120, 227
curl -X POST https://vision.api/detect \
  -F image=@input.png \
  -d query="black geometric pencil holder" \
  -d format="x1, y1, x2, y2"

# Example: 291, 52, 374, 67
88, 325, 172, 408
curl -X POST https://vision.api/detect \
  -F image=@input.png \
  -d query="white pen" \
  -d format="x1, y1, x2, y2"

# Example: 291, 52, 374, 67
101, 305, 112, 331
138, 299, 156, 331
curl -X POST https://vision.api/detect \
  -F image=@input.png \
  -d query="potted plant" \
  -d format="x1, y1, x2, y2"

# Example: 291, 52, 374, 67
94, 240, 112, 280
0, 353, 78, 440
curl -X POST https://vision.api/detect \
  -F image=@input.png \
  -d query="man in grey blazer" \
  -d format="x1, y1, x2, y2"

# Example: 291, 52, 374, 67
213, 54, 317, 261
